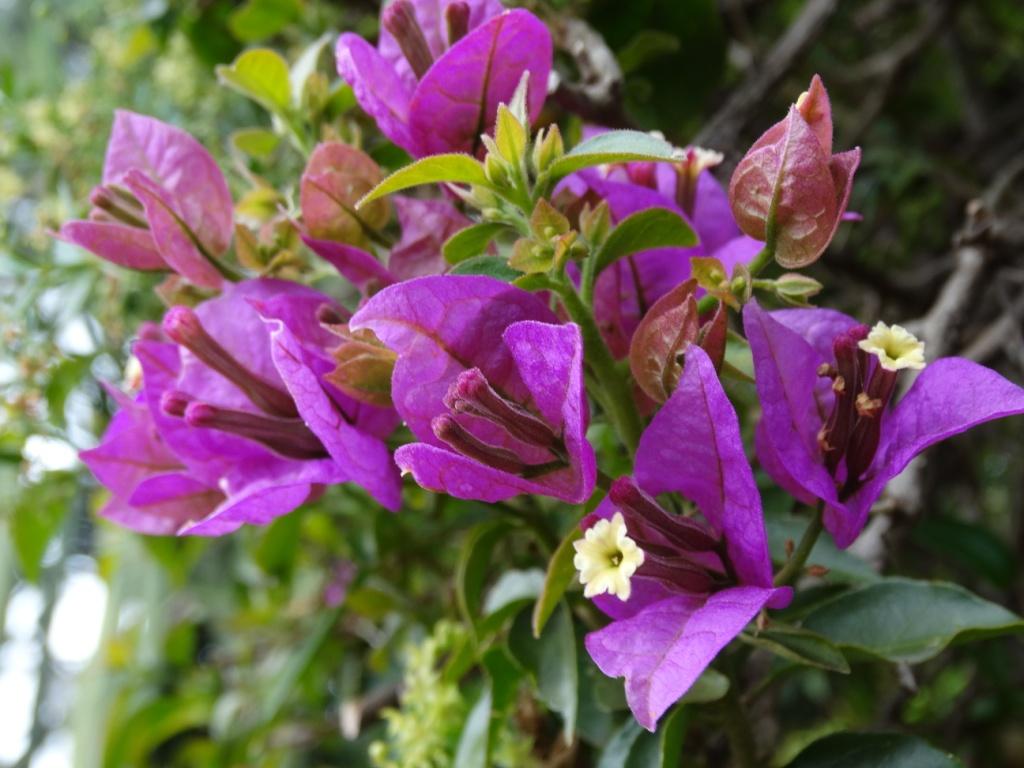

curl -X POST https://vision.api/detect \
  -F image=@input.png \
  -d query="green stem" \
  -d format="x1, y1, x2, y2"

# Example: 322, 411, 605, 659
773, 503, 825, 587
556, 281, 643, 456
721, 673, 759, 768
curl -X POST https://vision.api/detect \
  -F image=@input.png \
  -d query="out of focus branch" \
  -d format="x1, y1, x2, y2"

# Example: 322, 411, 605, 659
550, 17, 635, 129
694, 0, 839, 155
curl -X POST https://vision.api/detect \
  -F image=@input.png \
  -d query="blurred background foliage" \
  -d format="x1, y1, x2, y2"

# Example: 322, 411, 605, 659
1, 0, 1023, 766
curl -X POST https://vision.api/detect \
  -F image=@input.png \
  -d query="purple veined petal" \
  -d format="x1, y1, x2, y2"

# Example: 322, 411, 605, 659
395, 440, 589, 503
350, 275, 556, 444
831, 357, 1024, 548
502, 320, 596, 502
104, 110, 233, 257
134, 338, 267, 483
389, 196, 470, 281
635, 345, 774, 589
743, 301, 839, 509
79, 398, 182, 500
407, 9, 552, 156
179, 455, 345, 536
264, 314, 403, 511
336, 33, 416, 152
691, 170, 739, 254
768, 306, 859, 362
585, 586, 778, 731
122, 170, 224, 289
754, 419, 817, 507
57, 221, 165, 271
98, 491, 221, 537
302, 235, 396, 293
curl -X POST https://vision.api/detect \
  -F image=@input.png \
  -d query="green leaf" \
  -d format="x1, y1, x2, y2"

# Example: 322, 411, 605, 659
532, 525, 583, 637
597, 718, 644, 768
679, 667, 729, 704
787, 732, 963, 767
912, 516, 1015, 588
456, 520, 514, 631
548, 130, 681, 179
477, 568, 544, 637
509, 604, 578, 742
216, 49, 291, 113
231, 128, 281, 158
443, 222, 507, 265
593, 207, 697, 275
227, 0, 300, 43
44, 356, 91, 429
802, 578, 1024, 663
449, 255, 519, 282
742, 625, 850, 673
261, 606, 341, 723
623, 704, 690, 768
357, 154, 490, 207
10, 474, 72, 582
767, 513, 879, 584
453, 683, 492, 768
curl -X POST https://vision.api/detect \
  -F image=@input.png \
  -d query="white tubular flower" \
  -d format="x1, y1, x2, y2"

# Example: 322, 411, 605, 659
858, 321, 927, 372
573, 512, 645, 601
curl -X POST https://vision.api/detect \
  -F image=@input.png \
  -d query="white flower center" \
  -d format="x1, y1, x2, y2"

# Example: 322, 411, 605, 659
858, 321, 927, 372
573, 512, 645, 601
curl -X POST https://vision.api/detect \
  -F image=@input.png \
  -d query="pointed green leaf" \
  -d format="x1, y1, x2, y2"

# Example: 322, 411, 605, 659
443, 222, 507, 265
741, 624, 850, 673
548, 130, 682, 180
231, 128, 281, 158
357, 154, 490, 207
593, 207, 697, 276
787, 732, 963, 767
802, 578, 1024, 663
509, 604, 578, 742
449, 255, 519, 282
532, 526, 583, 637
453, 683, 492, 768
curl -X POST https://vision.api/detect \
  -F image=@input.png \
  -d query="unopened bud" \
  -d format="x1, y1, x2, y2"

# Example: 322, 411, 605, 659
382, 0, 435, 79
160, 389, 192, 417
432, 414, 528, 474
184, 401, 326, 460
579, 200, 611, 248
531, 124, 565, 176
444, 1, 470, 45
163, 306, 299, 418
773, 272, 824, 307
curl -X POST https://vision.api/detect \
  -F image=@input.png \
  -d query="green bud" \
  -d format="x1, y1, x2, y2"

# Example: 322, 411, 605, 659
773, 271, 824, 306
528, 198, 570, 240
483, 151, 510, 186
494, 103, 528, 165
301, 71, 330, 116
531, 124, 565, 176
579, 200, 611, 249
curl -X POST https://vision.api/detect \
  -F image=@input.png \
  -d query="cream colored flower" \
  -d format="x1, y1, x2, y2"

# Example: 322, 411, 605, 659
858, 322, 926, 372
573, 512, 645, 601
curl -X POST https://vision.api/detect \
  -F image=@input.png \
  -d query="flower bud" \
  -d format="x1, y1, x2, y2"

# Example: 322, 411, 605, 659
324, 327, 397, 409
772, 272, 824, 306
728, 75, 861, 268
382, 0, 435, 79
300, 142, 389, 246
531, 124, 565, 176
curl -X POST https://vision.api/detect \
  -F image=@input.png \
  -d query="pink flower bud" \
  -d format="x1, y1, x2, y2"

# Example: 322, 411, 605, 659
728, 75, 861, 268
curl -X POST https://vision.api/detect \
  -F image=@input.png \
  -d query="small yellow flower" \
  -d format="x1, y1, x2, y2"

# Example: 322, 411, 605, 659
858, 322, 926, 372
573, 512, 644, 601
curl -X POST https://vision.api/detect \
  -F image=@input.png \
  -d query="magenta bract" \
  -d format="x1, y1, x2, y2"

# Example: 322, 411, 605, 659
581, 347, 789, 730
58, 111, 232, 288
744, 301, 1024, 547
351, 275, 596, 503
336, 4, 552, 157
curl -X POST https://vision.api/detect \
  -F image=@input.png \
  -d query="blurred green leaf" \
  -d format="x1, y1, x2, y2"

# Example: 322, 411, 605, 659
912, 516, 1016, 587
262, 605, 341, 723
532, 525, 583, 637
228, 0, 301, 43
453, 683, 492, 768
456, 519, 514, 632
10, 474, 72, 582
802, 578, 1024, 663
231, 127, 281, 158
216, 48, 292, 113
509, 603, 578, 742
787, 732, 963, 767
767, 513, 879, 584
